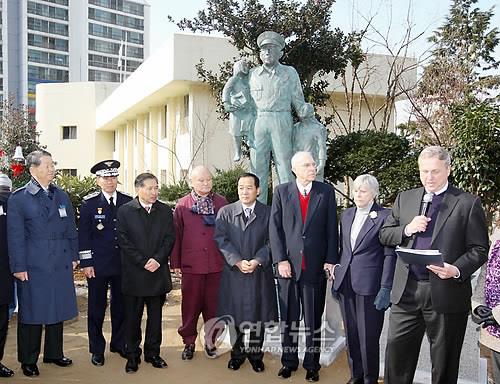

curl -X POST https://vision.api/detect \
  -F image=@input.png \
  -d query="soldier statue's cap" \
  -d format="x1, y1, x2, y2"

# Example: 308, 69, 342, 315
257, 31, 285, 50
0, 173, 12, 190
90, 160, 120, 177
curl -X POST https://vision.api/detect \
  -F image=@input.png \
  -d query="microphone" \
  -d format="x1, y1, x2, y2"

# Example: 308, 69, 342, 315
420, 192, 434, 216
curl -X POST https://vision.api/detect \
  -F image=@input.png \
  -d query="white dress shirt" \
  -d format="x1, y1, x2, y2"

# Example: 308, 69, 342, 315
350, 202, 374, 249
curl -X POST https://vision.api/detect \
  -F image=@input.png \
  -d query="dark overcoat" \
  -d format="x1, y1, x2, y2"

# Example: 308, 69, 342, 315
214, 201, 278, 326
117, 198, 175, 297
8, 180, 78, 324
79, 191, 132, 276
0, 191, 13, 305
269, 181, 338, 283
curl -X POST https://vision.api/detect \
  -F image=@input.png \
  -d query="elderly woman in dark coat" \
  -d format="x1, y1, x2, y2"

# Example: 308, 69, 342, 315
214, 173, 277, 373
332, 174, 396, 384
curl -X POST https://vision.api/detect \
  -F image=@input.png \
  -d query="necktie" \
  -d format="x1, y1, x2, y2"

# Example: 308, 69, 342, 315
145, 206, 151, 213
245, 207, 252, 218
303, 189, 308, 197
109, 196, 115, 215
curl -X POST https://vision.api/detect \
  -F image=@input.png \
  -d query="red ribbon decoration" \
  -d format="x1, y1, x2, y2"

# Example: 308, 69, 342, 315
11, 163, 24, 177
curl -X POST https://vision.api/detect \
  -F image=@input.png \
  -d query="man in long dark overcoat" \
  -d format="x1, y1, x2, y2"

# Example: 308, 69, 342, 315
0, 174, 14, 378
116, 173, 175, 374
214, 172, 277, 373
8, 150, 78, 377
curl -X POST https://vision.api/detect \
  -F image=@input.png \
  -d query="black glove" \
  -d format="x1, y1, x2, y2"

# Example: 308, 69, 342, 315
471, 305, 499, 328
374, 287, 391, 311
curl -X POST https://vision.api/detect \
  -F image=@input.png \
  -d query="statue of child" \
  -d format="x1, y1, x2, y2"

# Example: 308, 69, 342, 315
293, 103, 327, 181
222, 59, 255, 161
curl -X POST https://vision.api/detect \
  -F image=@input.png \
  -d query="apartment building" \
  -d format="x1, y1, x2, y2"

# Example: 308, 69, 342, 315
0, 0, 150, 112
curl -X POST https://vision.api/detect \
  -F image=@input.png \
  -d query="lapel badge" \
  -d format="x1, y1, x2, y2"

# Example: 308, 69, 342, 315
96, 222, 104, 231
97, 207, 103, 214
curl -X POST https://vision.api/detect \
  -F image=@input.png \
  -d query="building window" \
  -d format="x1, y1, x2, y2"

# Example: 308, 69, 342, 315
62, 125, 77, 139
60, 169, 77, 176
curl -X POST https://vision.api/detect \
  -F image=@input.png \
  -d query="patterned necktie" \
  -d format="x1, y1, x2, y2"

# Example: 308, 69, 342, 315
245, 207, 252, 218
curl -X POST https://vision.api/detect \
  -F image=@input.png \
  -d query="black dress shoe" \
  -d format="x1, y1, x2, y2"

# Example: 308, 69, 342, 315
277, 366, 296, 379
110, 347, 127, 359
0, 363, 14, 378
305, 369, 320, 382
125, 359, 139, 373
346, 379, 363, 384
21, 364, 39, 377
227, 358, 245, 370
181, 344, 195, 360
249, 359, 265, 373
43, 356, 73, 367
145, 356, 167, 368
91, 353, 105, 366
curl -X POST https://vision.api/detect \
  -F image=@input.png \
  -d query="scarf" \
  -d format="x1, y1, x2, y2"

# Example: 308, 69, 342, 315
191, 190, 215, 226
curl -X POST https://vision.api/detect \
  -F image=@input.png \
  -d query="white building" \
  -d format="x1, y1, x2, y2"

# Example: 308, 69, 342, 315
1, 0, 150, 112
36, 33, 417, 193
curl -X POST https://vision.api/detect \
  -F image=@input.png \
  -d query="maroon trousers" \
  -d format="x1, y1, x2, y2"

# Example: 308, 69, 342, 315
178, 272, 221, 346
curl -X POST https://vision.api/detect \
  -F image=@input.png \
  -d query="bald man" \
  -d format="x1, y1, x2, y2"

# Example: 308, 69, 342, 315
170, 166, 228, 360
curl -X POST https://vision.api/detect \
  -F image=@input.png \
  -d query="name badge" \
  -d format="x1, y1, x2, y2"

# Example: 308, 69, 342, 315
58, 205, 68, 218
94, 214, 106, 219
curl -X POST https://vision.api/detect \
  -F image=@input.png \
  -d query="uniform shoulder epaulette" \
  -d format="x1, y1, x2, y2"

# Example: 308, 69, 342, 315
83, 191, 100, 200
118, 191, 133, 198
12, 186, 26, 194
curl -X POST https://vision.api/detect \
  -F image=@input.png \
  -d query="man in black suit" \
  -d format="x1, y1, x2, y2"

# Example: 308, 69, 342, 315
379, 146, 489, 384
116, 173, 175, 374
0, 174, 14, 378
270, 151, 338, 382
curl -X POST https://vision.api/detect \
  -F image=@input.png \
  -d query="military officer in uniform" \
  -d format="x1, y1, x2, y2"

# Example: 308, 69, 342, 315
79, 160, 132, 366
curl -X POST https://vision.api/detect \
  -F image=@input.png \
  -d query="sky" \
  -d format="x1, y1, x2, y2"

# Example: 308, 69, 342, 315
146, 0, 500, 62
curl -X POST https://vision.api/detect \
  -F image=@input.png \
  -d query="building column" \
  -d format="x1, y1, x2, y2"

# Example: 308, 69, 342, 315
149, 106, 160, 178
117, 124, 126, 187
126, 120, 134, 193
136, 114, 145, 173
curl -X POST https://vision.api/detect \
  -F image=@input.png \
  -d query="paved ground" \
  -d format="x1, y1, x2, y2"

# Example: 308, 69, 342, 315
2, 290, 355, 384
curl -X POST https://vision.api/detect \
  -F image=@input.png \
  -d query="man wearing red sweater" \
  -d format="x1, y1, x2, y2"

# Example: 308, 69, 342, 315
270, 151, 338, 382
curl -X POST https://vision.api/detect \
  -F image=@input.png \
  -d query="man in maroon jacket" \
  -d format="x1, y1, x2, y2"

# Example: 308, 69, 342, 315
170, 166, 228, 360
